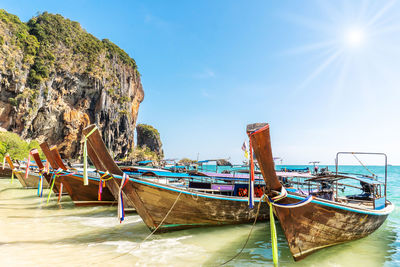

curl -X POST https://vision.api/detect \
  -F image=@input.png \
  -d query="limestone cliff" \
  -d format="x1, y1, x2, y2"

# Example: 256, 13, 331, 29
136, 124, 163, 159
0, 10, 144, 159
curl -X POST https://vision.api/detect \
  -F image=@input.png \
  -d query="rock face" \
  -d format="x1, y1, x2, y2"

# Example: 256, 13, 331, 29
0, 10, 144, 159
217, 159, 232, 166
136, 124, 163, 158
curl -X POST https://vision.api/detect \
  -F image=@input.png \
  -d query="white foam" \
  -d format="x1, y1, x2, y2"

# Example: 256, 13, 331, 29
91, 236, 204, 266
65, 215, 143, 228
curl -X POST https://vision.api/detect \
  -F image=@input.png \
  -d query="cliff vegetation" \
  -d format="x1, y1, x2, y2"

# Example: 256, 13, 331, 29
135, 124, 163, 161
0, 10, 144, 159
0, 131, 44, 160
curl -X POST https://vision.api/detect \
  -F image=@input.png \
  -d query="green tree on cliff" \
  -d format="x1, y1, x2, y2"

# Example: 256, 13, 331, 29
0, 132, 44, 161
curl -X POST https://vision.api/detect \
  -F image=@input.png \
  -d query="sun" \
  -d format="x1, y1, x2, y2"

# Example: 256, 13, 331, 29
344, 27, 365, 47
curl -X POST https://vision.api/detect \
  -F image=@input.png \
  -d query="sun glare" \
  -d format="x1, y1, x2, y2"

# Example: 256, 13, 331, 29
345, 27, 365, 47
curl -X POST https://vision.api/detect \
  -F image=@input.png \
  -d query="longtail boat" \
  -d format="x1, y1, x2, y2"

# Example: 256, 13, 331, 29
30, 149, 59, 195
4, 154, 48, 188
247, 123, 394, 261
39, 142, 115, 206
82, 125, 136, 210
83, 124, 269, 232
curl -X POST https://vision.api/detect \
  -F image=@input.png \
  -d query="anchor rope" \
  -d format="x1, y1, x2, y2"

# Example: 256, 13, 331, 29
246, 124, 314, 266
220, 195, 265, 266
110, 189, 183, 261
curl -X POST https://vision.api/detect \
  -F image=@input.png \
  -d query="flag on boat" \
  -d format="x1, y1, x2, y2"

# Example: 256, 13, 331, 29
242, 141, 249, 159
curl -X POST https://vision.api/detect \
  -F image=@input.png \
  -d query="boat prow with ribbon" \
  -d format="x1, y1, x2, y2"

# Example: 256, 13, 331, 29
83, 124, 270, 231
5, 153, 48, 189
39, 141, 115, 206
247, 123, 394, 261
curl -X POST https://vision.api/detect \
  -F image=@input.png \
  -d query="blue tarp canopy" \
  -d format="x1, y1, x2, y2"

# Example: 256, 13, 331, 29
137, 160, 153, 164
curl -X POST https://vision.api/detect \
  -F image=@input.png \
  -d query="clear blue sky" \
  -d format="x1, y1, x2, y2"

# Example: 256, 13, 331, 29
2, 0, 400, 165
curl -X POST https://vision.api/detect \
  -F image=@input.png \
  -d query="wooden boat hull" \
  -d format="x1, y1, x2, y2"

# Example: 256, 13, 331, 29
248, 122, 394, 260
55, 174, 115, 206
21, 173, 49, 188
273, 195, 391, 260
0, 167, 12, 178
122, 177, 269, 232
14, 172, 49, 188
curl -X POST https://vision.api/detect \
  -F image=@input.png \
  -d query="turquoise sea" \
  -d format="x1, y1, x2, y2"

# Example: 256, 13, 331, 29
0, 165, 398, 266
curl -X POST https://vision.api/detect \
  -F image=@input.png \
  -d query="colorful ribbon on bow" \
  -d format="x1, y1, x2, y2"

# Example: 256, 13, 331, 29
37, 171, 44, 197
2, 156, 5, 170
268, 201, 278, 266
47, 168, 64, 204
24, 152, 31, 181
5, 154, 17, 184
58, 183, 63, 203
98, 171, 112, 201
118, 173, 129, 223
248, 138, 255, 208
45, 161, 49, 174
83, 127, 97, 186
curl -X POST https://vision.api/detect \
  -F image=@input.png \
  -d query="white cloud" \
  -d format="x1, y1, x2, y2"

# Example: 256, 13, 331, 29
193, 69, 215, 79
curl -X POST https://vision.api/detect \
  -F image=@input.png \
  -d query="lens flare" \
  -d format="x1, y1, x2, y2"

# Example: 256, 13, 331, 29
345, 27, 365, 47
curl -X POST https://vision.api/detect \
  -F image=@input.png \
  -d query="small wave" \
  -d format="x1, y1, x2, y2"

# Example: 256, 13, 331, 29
64, 215, 143, 228
90, 236, 204, 266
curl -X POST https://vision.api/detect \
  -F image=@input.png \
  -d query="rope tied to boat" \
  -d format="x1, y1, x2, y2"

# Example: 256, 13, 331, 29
118, 173, 129, 223
220, 195, 265, 266
83, 126, 97, 186
267, 186, 314, 208
110, 189, 183, 261
191, 191, 199, 200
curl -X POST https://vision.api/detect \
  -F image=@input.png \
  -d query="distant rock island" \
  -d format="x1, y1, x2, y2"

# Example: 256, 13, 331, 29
0, 10, 144, 159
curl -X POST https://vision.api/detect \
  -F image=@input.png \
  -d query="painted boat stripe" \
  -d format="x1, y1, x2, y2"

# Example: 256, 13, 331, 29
287, 194, 394, 215
99, 172, 394, 216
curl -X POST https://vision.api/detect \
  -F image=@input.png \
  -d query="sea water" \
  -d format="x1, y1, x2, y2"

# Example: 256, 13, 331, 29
0, 165, 398, 266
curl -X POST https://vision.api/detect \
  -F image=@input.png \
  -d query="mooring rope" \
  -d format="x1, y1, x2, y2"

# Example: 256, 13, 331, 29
109, 190, 183, 261
219, 195, 264, 266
